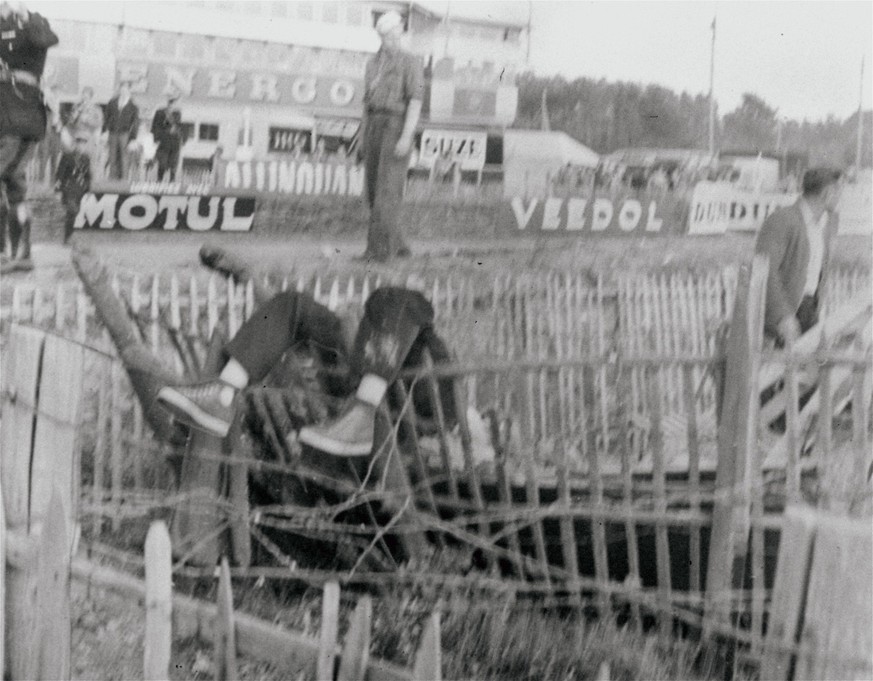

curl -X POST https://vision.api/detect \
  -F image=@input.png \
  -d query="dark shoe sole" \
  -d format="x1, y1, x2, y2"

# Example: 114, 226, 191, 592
298, 426, 373, 456
156, 386, 231, 438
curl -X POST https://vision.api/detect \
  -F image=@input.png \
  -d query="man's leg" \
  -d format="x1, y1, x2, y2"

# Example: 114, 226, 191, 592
299, 287, 434, 456
107, 134, 120, 180
0, 136, 36, 272
157, 291, 348, 437
364, 114, 388, 260
373, 116, 411, 258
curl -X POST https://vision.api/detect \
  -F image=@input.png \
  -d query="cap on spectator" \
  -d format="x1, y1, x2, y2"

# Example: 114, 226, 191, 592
376, 10, 403, 35
802, 167, 842, 195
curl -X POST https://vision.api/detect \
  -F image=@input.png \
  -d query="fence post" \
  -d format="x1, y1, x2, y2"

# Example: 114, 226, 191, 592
705, 255, 768, 628
214, 556, 239, 681
26, 488, 71, 681
337, 596, 371, 681
144, 520, 172, 681
412, 612, 441, 681
317, 581, 340, 681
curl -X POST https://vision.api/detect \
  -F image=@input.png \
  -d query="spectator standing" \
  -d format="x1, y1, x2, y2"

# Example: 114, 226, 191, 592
151, 91, 184, 182
68, 85, 103, 177
359, 10, 424, 261
55, 128, 91, 244
0, 1, 59, 274
104, 81, 139, 181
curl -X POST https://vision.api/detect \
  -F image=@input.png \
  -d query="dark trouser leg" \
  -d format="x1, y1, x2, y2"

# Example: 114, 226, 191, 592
365, 114, 409, 260
0, 136, 35, 264
224, 290, 348, 386
107, 134, 122, 180
166, 144, 180, 181
299, 287, 435, 456
63, 197, 79, 243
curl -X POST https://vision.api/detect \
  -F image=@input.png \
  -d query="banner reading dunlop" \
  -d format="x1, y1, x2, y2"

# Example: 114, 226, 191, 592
688, 181, 797, 234
502, 192, 685, 236
74, 192, 257, 232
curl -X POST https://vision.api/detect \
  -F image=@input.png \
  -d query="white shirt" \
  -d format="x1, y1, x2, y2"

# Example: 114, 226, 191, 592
799, 199, 827, 296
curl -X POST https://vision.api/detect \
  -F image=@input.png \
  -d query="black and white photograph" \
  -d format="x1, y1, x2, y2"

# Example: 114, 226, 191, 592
0, 0, 871, 679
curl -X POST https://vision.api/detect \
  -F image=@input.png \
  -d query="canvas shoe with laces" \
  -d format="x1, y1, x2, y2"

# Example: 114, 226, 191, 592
156, 379, 237, 438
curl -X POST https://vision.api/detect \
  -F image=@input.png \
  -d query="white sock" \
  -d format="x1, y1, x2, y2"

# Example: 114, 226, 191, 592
220, 357, 249, 390
219, 386, 236, 408
355, 374, 388, 406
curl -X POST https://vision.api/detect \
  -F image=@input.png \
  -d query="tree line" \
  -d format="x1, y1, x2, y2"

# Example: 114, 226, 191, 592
514, 73, 872, 169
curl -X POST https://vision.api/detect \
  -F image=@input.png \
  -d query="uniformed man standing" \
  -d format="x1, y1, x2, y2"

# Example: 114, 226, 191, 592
359, 11, 424, 261
0, 1, 58, 273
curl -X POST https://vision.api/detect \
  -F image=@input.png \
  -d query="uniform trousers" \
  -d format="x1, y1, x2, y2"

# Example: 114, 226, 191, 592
223, 287, 456, 423
364, 112, 410, 260
0, 134, 36, 256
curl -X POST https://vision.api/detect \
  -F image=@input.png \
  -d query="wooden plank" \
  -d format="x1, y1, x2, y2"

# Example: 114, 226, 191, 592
795, 514, 872, 681
145, 521, 172, 681
784, 357, 801, 501
761, 506, 817, 680
317, 581, 340, 681
226, 431, 252, 569
706, 256, 767, 627
26, 488, 71, 681
92, 356, 110, 537
150, 274, 161, 354
30, 333, 84, 546
646, 368, 672, 638
556, 440, 582, 608
524, 457, 552, 592
681, 366, 701, 596
110, 360, 124, 532
412, 612, 441, 681
619, 364, 642, 630
0, 325, 45, 528
338, 596, 372, 681
214, 556, 239, 681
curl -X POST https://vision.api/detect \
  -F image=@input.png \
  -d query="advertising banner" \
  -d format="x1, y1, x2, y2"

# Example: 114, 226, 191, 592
117, 61, 362, 112
687, 181, 797, 235
220, 159, 364, 197
74, 192, 256, 232
419, 130, 487, 171
501, 192, 685, 236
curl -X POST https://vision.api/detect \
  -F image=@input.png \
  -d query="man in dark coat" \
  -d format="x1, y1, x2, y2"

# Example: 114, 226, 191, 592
754, 167, 843, 346
103, 80, 139, 181
359, 10, 424, 261
151, 92, 184, 182
0, 1, 58, 273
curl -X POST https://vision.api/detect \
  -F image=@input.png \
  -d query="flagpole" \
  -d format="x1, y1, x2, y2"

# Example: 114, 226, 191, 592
856, 55, 865, 175
708, 14, 717, 156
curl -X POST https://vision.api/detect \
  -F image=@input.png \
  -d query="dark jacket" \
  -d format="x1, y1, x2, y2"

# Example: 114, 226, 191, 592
0, 11, 58, 140
151, 106, 183, 146
56, 150, 91, 199
104, 97, 139, 141
753, 200, 839, 338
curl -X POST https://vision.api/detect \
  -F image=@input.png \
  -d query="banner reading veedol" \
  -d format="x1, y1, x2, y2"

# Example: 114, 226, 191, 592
503, 192, 683, 236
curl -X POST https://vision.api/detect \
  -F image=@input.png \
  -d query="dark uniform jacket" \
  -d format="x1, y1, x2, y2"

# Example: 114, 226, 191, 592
0, 10, 58, 140
56, 150, 91, 199
753, 200, 839, 338
104, 97, 140, 142
151, 106, 183, 148
363, 48, 424, 114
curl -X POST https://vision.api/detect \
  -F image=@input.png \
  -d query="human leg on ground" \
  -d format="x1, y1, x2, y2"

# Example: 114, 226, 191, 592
0, 135, 37, 272
156, 291, 349, 438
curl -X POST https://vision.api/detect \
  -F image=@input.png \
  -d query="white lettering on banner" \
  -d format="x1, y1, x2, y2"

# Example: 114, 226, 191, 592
646, 201, 663, 232
291, 77, 317, 104
187, 197, 221, 231
159, 196, 189, 230
163, 67, 195, 97
618, 199, 642, 231
76, 194, 118, 229
222, 161, 363, 197
250, 74, 280, 102
542, 198, 562, 230
330, 80, 355, 106
688, 181, 797, 235
566, 198, 587, 230
420, 129, 487, 171
510, 197, 538, 230
74, 194, 255, 231
208, 70, 237, 98
592, 198, 613, 231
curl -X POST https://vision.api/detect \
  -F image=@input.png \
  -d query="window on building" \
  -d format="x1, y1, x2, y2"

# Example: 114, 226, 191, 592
321, 2, 338, 23
181, 34, 205, 60
268, 127, 311, 153
199, 123, 220, 141
504, 28, 520, 43
297, 2, 313, 20
180, 122, 196, 142
345, 4, 362, 25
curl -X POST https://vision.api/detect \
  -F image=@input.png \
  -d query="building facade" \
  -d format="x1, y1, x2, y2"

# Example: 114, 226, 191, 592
38, 1, 527, 171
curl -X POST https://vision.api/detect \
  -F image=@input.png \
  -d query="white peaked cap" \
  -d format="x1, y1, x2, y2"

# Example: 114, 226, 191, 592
376, 10, 403, 35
